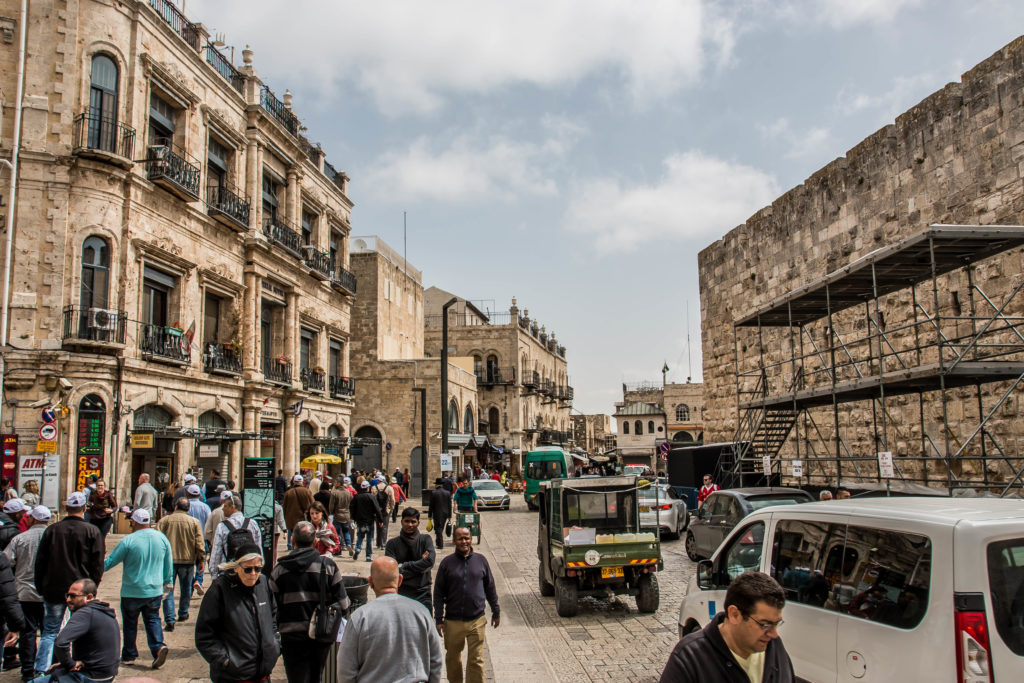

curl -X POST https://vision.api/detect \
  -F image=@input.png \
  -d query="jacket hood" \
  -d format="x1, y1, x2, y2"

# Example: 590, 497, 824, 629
80, 599, 116, 620
277, 546, 320, 571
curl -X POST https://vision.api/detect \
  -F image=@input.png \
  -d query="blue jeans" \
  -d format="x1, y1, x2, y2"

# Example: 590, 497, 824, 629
162, 564, 195, 624
195, 541, 209, 587
334, 520, 351, 546
355, 524, 374, 557
30, 670, 108, 683
120, 596, 164, 661
34, 600, 67, 673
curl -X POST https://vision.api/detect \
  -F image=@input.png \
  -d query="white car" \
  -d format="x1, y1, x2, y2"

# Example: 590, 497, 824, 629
471, 479, 510, 510
638, 483, 688, 539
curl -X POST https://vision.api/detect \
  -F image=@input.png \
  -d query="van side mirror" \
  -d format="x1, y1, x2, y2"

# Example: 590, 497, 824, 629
696, 559, 715, 590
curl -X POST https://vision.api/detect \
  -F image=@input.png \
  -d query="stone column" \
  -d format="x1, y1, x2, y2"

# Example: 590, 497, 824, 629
286, 169, 299, 227
247, 139, 261, 232
244, 271, 260, 373
284, 410, 298, 475
241, 405, 257, 466
285, 291, 298, 381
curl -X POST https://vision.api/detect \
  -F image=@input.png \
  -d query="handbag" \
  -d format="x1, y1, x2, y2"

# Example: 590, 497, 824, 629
308, 559, 344, 643
426, 518, 433, 532
445, 521, 452, 537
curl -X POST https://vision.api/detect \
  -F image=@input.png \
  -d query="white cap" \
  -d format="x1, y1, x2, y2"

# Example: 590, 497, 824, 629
3, 498, 27, 514
343, 477, 351, 484
183, 474, 197, 483
293, 474, 304, 483
360, 480, 370, 489
220, 490, 233, 501
66, 491, 88, 507
130, 508, 151, 524
29, 505, 51, 522
186, 484, 201, 496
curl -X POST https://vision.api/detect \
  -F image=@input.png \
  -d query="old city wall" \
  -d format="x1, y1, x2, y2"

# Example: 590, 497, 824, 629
699, 36, 1024, 483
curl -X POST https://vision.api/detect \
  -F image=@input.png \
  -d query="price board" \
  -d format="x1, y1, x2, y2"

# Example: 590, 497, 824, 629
75, 412, 104, 491
243, 457, 275, 574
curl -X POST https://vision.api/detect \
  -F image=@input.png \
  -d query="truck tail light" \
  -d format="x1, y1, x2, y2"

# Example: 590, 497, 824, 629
954, 593, 993, 683
660, 504, 672, 510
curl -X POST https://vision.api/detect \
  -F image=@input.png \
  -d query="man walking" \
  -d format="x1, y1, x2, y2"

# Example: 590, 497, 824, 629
184, 485, 211, 596
33, 579, 119, 683
208, 495, 261, 578
328, 478, 353, 552
4, 505, 48, 682
337, 556, 442, 682
282, 474, 313, 550
659, 571, 795, 682
372, 478, 394, 549
133, 474, 158, 520
350, 481, 382, 562
697, 474, 720, 508
34, 492, 104, 674
428, 479, 452, 549
433, 527, 500, 683
155, 498, 204, 632
204, 469, 225, 502
385, 507, 436, 614
103, 508, 172, 669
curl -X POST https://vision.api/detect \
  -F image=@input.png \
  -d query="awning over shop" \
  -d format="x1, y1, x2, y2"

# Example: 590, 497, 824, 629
130, 426, 267, 441
447, 433, 490, 448
570, 452, 589, 463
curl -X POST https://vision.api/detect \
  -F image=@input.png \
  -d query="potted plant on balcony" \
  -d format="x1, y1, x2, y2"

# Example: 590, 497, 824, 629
276, 354, 291, 365
226, 339, 243, 355
166, 321, 184, 337
312, 365, 325, 374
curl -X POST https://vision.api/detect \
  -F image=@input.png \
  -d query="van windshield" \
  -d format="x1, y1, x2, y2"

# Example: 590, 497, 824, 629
987, 538, 1024, 656
527, 459, 563, 480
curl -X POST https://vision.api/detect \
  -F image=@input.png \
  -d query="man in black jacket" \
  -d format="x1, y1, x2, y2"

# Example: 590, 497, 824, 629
34, 491, 104, 674
659, 571, 795, 683
385, 507, 436, 614
428, 479, 452, 549
0, 551, 25, 678
349, 481, 382, 562
37, 578, 119, 682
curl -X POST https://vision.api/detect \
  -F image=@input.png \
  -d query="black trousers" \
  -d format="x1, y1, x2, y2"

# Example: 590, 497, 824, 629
432, 515, 449, 548
281, 633, 333, 683
18, 600, 43, 679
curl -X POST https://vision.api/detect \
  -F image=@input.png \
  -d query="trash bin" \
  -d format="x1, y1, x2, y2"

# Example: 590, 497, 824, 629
342, 575, 369, 614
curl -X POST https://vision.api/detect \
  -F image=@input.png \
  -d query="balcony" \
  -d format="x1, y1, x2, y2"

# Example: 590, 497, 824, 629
260, 86, 299, 136
147, 142, 201, 201
330, 375, 355, 399
304, 247, 333, 280
476, 366, 516, 386
72, 112, 136, 164
538, 378, 555, 396
62, 306, 126, 349
204, 44, 244, 94
300, 367, 326, 392
263, 355, 292, 386
262, 216, 304, 258
521, 370, 539, 388
149, 0, 200, 49
330, 265, 357, 295
563, 385, 575, 402
139, 324, 191, 365
539, 429, 570, 445
206, 182, 250, 231
203, 343, 242, 376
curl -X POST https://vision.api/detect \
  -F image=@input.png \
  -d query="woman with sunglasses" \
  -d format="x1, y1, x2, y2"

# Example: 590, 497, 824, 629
195, 541, 280, 683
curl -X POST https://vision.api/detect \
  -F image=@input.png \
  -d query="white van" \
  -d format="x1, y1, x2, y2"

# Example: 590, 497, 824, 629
676, 497, 1024, 682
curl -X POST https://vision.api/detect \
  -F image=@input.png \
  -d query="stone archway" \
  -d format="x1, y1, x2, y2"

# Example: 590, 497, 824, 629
353, 425, 383, 472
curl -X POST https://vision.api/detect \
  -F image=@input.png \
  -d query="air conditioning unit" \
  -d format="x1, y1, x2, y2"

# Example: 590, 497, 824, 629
87, 307, 119, 331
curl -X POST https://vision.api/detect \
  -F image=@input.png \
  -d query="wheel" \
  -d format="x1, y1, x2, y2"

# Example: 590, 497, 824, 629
555, 577, 579, 617
685, 531, 702, 561
539, 564, 555, 597
682, 619, 701, 636
636, 573, 659, 613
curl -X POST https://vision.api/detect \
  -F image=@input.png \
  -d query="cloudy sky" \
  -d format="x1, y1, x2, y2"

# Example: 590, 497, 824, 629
192, 0, 1024, 416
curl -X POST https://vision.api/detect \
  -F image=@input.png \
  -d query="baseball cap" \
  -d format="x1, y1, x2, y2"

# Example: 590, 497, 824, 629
66, 491, 88, 507
293, 474, 304, 483
130, 508, 151, 524
343, 477, 351, 484
29, 505, 51, 522
183, 474, 197, 483
220, 490, 233, 501
3, 498, 27, 514
360, 480, 370, 489
186, 484, 201, 496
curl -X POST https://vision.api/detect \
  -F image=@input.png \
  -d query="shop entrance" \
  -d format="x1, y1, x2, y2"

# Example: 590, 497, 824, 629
351, 426, 382, 472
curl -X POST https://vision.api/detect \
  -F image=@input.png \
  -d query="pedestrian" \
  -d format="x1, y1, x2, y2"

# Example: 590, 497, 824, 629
373, 478, 394, 549
659, 571, 795, 682
33, 491, 104, 674
0, 499, 27, 549
327, 479, 353, 553
195, 541, 280, 683
272, 501, 286, 564
390, 477, 407, 523
308, 471, 322, 494
4, 505, 48, 682
133, 474, 158, 520
155, 498, 205, 633
32, 578, 119, 683
0, 479, 13, 503
204, 469, 225, 502
208, 485, 225, 512
452, 477, 478, 513
697, 474, 720, 508
433, 527, 499, 683
269, 521, 348, 682
275, 469, 287, 503
184, 484, 211, 596
282, 474, 313, 550
160, 481, 178, 519
336, 556, 442, 683
208, 495, 261, 579
819, 490, 833, 501
19, 482, 39, 509
385, 507, 436, 614
428, 479, 452, 549
313, 481, 332, 510
203, 490, 232, 548
103, 508, 172, 669
307, 502, 340, 556
837, 488, 851, 500
350, 480, 382, 562
441, 473, 454, 495
0, 542, 24, 678
393, 467, 403, 490
85, 480, 116, 540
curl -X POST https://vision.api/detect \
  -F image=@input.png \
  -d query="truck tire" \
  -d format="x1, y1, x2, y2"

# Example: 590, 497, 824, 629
539, 564, 555, 597
555, 577, 578, 617
636, 573, 659, 613
685, 531, 702, 561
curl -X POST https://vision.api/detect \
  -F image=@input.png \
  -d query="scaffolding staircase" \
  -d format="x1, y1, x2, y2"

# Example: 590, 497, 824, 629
717, 371, 799, 487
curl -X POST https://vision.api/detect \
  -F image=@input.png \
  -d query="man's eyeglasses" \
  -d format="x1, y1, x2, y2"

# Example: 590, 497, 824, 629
748, 615, 783, 632
65, 592, 84, 599
241, 565, 263, 575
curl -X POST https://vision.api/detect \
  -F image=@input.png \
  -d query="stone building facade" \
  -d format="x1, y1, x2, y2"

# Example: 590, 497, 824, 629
664, 382, 705, 444
0, 0, 356, 503
699, 36, 1024, 488
571, 413, 615, 454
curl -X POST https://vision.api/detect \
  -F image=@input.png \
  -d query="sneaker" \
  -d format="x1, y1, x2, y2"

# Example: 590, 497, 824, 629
164, 622, 174, 632
348, 545, 355, 558
365, 556, 373, 562
121, 660, 136, 666
352, 549, 360, 561
193, 582, 205, 596
152, 646, 168, 669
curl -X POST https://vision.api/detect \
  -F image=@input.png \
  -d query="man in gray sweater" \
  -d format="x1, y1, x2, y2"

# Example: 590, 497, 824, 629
337, 556, 442, 682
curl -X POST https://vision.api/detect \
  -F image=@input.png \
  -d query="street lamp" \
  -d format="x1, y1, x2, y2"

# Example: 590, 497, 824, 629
440, 297, 458, 468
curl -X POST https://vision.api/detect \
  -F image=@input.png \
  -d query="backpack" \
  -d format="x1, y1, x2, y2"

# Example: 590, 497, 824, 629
376, 487, 388, 510
221, 517, 256, 560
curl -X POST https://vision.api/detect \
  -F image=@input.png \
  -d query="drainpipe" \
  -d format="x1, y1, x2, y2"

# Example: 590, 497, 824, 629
0, 0, 29, 432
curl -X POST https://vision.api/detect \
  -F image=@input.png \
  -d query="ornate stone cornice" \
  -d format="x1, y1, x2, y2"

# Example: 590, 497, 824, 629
141, 54, 201, 109
200, 105, 247, 148
198, 266, 244, 295
131, 237, 197, 274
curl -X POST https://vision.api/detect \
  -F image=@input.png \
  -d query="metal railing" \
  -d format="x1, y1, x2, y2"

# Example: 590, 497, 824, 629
148, 0, 200, 50
72, 112, 136, 159
147, 142, 201, 199
304, 247, 333, 278
521, 370, 539, 388
62, 306, 127, 345
263, 356, 292, 385
204, 44, 244, 93
330, 375, 355, 398
300, 367, 326, 392
203, 343, 242, 375
140, 323, 191, 364
207, 182, 250, 228
260, 86, 299, 136
331, 265, 357, 294
476, 366, 516, 385
323, 160, 344, 188
262, 216, 303, 257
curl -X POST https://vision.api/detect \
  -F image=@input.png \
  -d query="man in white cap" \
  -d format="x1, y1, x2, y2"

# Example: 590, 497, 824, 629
156, 498, 204, 632
281, 474, 313, 550
0, 498, 27, 549
4, 505, 49, 681
104, 508, 173, 669
203, 489, 233, 547
183, 484, 211, 597
133, 474, 158, 520
34, 491, 104, 674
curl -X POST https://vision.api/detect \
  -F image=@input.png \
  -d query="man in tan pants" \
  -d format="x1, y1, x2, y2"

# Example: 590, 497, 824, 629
433, 527, 500, 683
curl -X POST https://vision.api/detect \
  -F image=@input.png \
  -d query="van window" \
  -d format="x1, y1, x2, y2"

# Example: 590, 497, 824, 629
771, 519, 846, 609
720, 521, 765, 583
987, 538, 1024, 656
842, 525, 931, 630
527, 459, 563, 480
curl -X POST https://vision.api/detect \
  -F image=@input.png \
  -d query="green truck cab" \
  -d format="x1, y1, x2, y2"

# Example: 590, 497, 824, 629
537, 476, 663, 617
524, 446, 572, 510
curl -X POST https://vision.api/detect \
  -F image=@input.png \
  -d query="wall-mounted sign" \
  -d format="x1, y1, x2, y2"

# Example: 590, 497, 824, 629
260, 408, 283, 422
76, 411, 105, 491
130, 433, 154, 449
38, 424, 57, 441
2, 434, 17, 481
440, 452, 452, 472
791, 460, 803, 477
36, 441, 57, 453
877, 451, 895, 478
198, 443, 220, 459
40, 406, 56, 424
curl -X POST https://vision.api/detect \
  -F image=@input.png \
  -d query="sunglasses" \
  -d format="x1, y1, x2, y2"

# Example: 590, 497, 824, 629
65, 592, 84, 599
240, 565, 264, 575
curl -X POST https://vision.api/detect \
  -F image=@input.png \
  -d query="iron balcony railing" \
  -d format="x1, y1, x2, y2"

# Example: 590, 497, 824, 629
304, 247, 333, 279
330, 375, 355, 398
147, 141, 201, 200
476, 367, 516, 386
140, 323, 191, 364
300, 367, 326, 392
263, 355, 292, 385
260, 86, 299, 136
203, 343, 242, 375
72, 112, 136, 160
204, 44, 244, 94
563, 385, 575, 401
331, 265, 357, 294
62, 306, 127, 345
149, 0, 200, 50
262, 216, 304, 258
537, 378, 555, 396
323, 160, 346, 189
207, 182, 250, 229
521, 370, 539, 388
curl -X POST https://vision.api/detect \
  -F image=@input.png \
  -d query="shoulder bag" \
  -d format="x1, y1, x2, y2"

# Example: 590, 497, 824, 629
308, 559, 344, 642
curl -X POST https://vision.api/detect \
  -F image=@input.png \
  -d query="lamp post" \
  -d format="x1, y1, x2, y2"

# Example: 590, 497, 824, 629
413, 386, 427, 505
440, 297, 458, 472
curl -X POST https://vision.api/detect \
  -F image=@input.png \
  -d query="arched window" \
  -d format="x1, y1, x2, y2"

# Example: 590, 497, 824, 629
675, 404, 690, 421
622, 421, 629, 435
327, 424, 342, 439
198, 411, 227, 430
448, 399, 459, 432
473, 355, 482, 380
89, 54, 119, 152
486, 354, 499, 383
634, 420, 643, 435
488, 407, 500, 434
464, 404, 475, 434
299, 421, 315, 440
80, 236, 110, 311
648, 420, 655, 433
134, 404, 172, 429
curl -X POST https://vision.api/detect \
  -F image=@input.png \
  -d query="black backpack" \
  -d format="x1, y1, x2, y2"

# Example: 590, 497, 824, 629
376, 487, 388, 511
221, 517, 256, 560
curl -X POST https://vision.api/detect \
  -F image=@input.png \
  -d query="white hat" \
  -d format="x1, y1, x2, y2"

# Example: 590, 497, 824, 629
66, 491, 88, 507
3, 498, 27, 514
343, 477, 351, 484
360, 480, 370, 489
183, 474, 197, 483
29, 505, 51, 522
186, 484, 201, 496
130, 508, 151, 524
220, 489, 233, 501
293, 474, 304, 483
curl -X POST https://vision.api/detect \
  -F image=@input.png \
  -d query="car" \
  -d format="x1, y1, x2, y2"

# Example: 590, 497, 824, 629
638, 483, 688, 539
677, 497, 1024, 682
622, 464, 648, 477
684, 487, 813, 561
471, 479, 510, 510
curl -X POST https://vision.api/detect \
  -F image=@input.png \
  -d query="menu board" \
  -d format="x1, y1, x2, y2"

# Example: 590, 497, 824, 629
75, 414, 104, 491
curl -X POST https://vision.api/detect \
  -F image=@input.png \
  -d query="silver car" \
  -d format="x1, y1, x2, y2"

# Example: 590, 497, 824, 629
471, 479, 510, 510
639, 484, 688, 539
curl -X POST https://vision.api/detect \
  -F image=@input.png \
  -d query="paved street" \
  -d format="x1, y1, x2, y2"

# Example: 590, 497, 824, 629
0, 497, 694, 682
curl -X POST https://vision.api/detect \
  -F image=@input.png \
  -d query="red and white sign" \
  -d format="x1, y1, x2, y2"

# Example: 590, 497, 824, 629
39, 423, 57, 441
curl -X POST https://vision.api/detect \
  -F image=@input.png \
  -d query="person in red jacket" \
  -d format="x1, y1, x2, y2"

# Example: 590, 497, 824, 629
697, 475, 720, 508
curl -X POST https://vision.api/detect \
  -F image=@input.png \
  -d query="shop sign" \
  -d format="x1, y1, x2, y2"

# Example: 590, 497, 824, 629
260, 408, 283, 422
464, 448, 477, 458
18, 455, 44, 499
35, 441, 57, 453
75, 411, 105, 491
130, 433, 154, 449
440, 452, 452, 472
198, 443, 220, 459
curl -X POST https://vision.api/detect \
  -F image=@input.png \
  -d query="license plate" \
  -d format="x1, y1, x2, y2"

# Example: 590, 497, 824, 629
487, 500, 500, 505
639, 505, 650, 513
600, 566, 624, 579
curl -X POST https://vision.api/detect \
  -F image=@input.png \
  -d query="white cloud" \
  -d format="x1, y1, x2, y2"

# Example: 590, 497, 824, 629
771, 0, 924, 28
758, 117, 832, 158
835, 69, 958, 120
191, 0, 730, 114
563, 152, 779, 253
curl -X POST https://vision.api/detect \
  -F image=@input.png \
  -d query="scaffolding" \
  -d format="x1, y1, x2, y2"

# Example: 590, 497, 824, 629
720, 225, 1024, 497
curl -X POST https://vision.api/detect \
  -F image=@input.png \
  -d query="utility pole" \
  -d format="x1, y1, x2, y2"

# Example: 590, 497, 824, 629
412, 386, 427, 504
440, 297, 458, 470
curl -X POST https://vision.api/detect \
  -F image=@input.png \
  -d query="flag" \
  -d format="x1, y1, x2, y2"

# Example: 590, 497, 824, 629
662, 362, 669, 374
288, 399, 304, 417
181, 320, 196, 354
